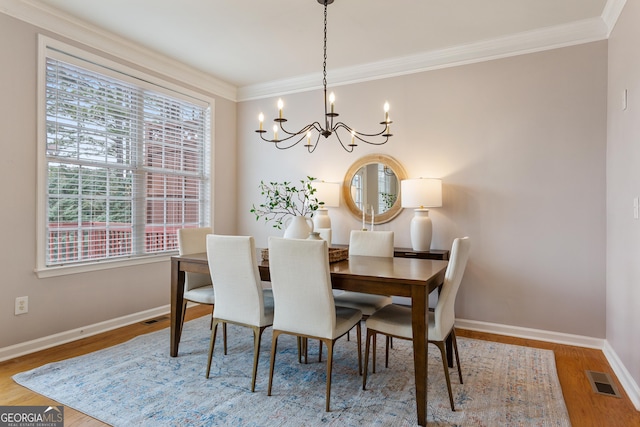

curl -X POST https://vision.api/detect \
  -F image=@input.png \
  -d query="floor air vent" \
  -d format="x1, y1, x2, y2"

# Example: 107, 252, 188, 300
586, 371, 621, 398
142, 316, 168, 325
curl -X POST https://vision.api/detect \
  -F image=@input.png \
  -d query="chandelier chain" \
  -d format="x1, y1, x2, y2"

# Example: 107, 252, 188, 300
323, 1, 328, 90
255, 0, 392, 153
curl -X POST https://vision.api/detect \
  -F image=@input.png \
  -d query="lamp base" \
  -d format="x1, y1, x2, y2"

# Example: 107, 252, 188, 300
313, 208, 332, 229
410, 209, 433, 251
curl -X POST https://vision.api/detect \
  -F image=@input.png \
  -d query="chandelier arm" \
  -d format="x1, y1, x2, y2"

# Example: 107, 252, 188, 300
273, 132, 314, 150
332, 129, 356, 153
306, 132, 323, 153
258, 129, 305, 145
277, 121, 325, 137
332, 123, 390, 145
334, 122, 392, 139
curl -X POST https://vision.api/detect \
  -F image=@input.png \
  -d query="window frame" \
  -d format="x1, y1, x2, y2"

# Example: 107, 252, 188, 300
36, 35, 215, 278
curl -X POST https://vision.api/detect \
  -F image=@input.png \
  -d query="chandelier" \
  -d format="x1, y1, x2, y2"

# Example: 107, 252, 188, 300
256, 0, 392, 153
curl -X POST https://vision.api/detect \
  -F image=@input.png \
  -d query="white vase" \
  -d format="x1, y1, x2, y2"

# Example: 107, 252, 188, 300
283, 216, 314, 239
313, 208, 332, 229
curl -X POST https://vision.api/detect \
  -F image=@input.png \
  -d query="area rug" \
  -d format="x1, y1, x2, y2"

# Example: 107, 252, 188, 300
13, 316, 570, 426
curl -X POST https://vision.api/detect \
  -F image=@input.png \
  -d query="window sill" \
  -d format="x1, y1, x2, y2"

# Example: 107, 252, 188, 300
35, 253, 175, 278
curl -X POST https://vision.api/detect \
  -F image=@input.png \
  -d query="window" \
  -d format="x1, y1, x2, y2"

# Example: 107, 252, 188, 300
38, 38, 211, 274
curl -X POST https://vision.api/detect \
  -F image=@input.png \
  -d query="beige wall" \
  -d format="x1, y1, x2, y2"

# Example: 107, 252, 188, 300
238, 41, 608, 338
0, 12, 237, 349
0, 4, 614, 355
607, 0, 640, 404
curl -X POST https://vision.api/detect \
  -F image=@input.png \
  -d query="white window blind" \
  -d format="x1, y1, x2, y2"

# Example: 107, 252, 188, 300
44, 55, 210, 267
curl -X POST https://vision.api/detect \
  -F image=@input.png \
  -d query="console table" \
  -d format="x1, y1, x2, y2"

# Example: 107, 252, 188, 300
332, 244, 450, 261
394, 248, 449, 260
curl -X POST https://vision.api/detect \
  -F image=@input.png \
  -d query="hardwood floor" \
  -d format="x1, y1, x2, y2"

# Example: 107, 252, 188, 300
1, 304, 639, 426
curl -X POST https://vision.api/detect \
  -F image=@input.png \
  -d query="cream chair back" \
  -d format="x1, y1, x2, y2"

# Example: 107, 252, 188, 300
348, 230, 394, 257
178, 227, 212, 292
268, 237, 336, 339
432, 236, 471, 341
206, 235, 269, 327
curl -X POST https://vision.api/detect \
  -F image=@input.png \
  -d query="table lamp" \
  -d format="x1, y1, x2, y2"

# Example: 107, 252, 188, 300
401, 178, 442, 251
312, 181, 340, 229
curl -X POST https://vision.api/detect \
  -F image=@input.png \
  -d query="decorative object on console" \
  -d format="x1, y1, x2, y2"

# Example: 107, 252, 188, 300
312, 181, 340, 231
250, 176, 322, 238
316, 228, 332, 246
283, 216, 315, 239
255, 0, 392, 153
401, 178, 442, 251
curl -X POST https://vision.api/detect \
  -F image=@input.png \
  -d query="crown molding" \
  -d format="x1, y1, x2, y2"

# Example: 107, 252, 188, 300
3, 0, 625, 104
239, 16, 609, 101
602, 0, 627, 36
1, 0, 237, 101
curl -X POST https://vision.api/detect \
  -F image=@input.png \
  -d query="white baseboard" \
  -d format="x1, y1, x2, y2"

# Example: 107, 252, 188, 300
0, 305, 171, 362
603, 340, 640, 411
455, 318, 605, 349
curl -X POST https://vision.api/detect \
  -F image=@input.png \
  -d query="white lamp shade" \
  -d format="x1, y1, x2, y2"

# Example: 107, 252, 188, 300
401, 178, 442, 208
313, 181, 340, 207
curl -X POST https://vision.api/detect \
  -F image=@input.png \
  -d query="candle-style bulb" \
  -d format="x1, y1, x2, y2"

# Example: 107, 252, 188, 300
277, 99, 284, 119
258, 113, 264, 131
329, 92, 335, 114
273, 124, 278, 140
384, 102, 390, 122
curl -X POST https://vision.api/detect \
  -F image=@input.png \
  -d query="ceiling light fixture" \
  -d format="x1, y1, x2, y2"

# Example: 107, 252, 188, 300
256, 0, 392, 153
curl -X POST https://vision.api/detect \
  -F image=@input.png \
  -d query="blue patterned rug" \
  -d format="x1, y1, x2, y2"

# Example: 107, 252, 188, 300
13, 316, 570, 426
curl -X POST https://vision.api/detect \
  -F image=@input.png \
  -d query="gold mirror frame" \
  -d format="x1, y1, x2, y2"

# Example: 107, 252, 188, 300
342, 154, 407, 225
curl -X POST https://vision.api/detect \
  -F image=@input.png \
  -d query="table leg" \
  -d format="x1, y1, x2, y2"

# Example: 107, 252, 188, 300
170, 257, 186, 357
411, 285, 428, 426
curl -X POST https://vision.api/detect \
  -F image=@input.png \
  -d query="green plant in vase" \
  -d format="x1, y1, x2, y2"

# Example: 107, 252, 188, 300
250, 176, 324, 230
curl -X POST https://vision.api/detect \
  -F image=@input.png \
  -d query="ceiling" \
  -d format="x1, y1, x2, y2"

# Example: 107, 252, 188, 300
23, 0, 619, 98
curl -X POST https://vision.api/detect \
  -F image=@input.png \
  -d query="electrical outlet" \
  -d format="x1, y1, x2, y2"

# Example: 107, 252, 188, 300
15, 296, 28, 315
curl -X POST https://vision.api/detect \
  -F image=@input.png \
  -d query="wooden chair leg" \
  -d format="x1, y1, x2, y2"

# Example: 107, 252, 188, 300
451, 329, 463, 384
362, 329, 374, 390
385, 335, 390, 368
206, 321, 219, 378
179, 302, 188, 342
250, 326, 266, 392
268, 330, 281, 397
372, 333, 377, 373
325, 340, 334, 412
223, 322, 228, 355
356, 322, 362, 375
434, 341, 456, 411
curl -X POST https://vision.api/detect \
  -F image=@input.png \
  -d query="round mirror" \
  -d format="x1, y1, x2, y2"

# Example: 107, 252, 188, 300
342, 154, 407, 224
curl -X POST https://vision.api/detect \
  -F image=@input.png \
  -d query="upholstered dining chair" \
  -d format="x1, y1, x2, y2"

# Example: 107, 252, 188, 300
333, 230, 394, 369
177, 227, 222, 339
267, 237, 362, 412
362, 236, 471, 411
205, 235, 274, 392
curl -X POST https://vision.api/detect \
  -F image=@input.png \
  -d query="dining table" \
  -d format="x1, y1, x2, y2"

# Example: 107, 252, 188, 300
170, 251, 448, 426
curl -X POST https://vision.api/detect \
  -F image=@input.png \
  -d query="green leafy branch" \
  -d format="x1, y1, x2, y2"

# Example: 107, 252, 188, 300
250, 176, 324, 229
